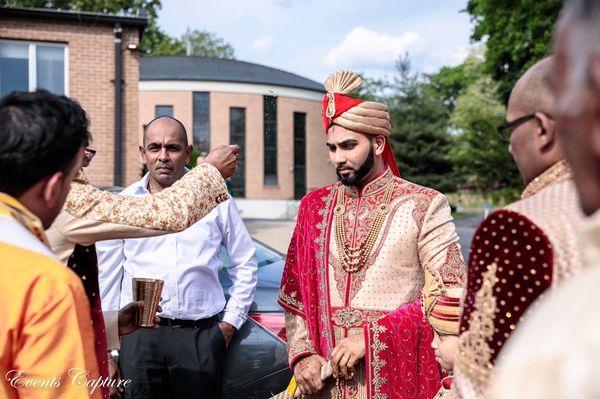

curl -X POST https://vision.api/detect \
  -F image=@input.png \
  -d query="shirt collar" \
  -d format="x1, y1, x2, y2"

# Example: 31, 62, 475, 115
0, 192, 49, 246
521, 160, 573, 199
135, 167, 191, 195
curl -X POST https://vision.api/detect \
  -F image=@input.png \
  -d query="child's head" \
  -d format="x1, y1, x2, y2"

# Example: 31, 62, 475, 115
431, 332, 459, 371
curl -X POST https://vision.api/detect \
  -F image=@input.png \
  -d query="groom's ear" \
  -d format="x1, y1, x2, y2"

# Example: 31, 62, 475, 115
374, 135, 386, 156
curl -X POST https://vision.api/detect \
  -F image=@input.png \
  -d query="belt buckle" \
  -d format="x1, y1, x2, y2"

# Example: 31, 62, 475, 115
164, 318, 180, 328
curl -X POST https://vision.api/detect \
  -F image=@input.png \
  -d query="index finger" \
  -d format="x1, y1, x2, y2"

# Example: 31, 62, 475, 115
228, 144, 241, 154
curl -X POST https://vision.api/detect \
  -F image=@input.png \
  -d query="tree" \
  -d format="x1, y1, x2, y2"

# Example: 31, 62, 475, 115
465, 0, 563, 102
389, 56, 457, 193
427, 48, 485, 114
180, 29, 235, 58
3, 0, 235, 57
448, 75, 521, 195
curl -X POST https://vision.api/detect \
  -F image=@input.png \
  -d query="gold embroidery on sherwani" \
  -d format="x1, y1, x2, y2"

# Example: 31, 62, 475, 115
331, 199, 413, 303
65, 163, 227, 231
440, 243, 466, 287
508, 173, 584, 284
317, 186, 337, 355
369, 323, 389, 399
331, 308, 387, 329
279, 284, 304, 312
334, 183, 394, 273
285, 313, 317, 361
455, 263, 498, 398
520, 160, 572, 199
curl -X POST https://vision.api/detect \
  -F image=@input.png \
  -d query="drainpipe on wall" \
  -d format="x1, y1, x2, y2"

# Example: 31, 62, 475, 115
113, 23, 123, 187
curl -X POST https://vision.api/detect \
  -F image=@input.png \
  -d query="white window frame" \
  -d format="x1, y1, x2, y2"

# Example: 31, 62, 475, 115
0, 39, 69, 96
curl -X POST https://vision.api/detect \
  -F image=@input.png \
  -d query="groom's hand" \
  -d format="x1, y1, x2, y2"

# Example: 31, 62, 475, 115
294, 354, 326, 395
330, 334, 366, 379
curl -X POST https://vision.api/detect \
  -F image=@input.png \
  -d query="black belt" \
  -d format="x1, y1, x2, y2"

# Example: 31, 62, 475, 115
158, 315, 218, 329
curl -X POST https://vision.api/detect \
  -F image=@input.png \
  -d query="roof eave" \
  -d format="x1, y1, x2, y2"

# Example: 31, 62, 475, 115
0, 6, 148, 29
140, 77, 324, 93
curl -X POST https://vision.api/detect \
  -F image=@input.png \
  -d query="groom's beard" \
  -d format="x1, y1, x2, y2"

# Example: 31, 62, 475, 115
336, 147, 375, 187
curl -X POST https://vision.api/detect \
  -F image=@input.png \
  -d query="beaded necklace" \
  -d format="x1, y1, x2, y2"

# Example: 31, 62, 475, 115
333, 183, 394, 273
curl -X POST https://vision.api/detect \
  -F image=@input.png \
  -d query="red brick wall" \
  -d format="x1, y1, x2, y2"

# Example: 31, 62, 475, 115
140, 89, 337, 199
0, 17, 142, 186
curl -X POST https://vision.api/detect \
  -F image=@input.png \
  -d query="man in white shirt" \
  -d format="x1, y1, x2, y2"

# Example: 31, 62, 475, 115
97, 116, 258, 398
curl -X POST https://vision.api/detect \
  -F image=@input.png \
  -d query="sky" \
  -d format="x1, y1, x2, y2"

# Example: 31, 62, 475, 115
157, 0, 474, 84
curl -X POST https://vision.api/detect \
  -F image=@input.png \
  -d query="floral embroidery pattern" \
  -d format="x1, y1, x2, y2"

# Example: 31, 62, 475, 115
454, 263, 498, 398
369, 322, 389, 399
316, 185, 337, 354
278, 285, 304, 312
439, 243, 466, 288
66, 164, 227, 231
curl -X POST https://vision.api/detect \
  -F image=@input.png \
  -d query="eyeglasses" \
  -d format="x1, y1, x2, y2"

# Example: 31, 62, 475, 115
83, 147, 96, 161
497, 114, 537, 142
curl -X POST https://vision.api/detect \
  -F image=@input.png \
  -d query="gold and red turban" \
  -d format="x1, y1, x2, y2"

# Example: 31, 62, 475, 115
321, 71, 400, 177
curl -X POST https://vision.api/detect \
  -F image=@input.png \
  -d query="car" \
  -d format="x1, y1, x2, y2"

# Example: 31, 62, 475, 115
218, 239, 292, 398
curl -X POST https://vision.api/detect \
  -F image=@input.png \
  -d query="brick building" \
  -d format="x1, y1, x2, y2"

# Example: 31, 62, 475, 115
0, 8, 337, 200
140, 56, 336, 200
0, 7, 146, 187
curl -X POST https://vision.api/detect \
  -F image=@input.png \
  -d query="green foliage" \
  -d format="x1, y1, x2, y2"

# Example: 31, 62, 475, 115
140, 19, 184, 56
389, 56, 457, 193
352, 74, 393, 102
149, 29, 236, 58
187, 147, 200, 169
465, 0, 563, 102
180, 29, 235, 58
427, 50, 484, 113
448, 75, 521, 191
4, 0, 235, 57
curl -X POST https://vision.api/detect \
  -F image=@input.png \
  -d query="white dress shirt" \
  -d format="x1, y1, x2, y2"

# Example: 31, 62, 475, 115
96, 171, 258, 329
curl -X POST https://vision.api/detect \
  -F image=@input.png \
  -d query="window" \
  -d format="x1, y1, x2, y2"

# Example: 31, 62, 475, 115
0, 40, 67, 97
229, 107, 246, 197
293, 112, 307, 199
193, 92, 210, 155
263, 95, 278, 185
154, 105, 173, 118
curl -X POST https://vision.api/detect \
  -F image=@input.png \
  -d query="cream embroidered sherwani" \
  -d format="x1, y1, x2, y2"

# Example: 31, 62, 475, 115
452, 161, 586, 399
488, 209, 600, 398
281, 168, 466, 399
46, 162, 227, 349
47, 163, 228, 263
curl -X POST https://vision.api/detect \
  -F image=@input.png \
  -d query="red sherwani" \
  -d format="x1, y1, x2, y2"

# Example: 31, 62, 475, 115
279, 168, 466, 399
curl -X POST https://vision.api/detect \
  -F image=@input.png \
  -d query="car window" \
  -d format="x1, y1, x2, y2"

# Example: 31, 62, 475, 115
219, 240, 285, 291
219, 241, 283, 268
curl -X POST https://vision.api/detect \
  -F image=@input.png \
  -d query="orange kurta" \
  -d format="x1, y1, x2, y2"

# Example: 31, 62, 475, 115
0, 193, 100, 399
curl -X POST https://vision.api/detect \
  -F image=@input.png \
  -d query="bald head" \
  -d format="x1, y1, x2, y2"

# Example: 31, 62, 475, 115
510, 57, 555, 115
140, 115, 192, 191
506, 57, 566, 185
143, 116, 188, 147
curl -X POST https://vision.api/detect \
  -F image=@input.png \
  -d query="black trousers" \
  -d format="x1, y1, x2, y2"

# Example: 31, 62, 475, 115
119, 316, 226, 399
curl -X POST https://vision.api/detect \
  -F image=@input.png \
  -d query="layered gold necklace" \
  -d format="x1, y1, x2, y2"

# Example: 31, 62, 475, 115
333, 183, 394, 273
